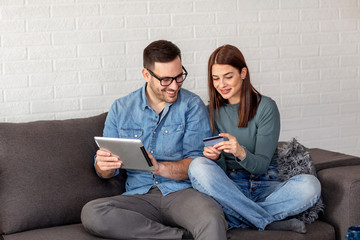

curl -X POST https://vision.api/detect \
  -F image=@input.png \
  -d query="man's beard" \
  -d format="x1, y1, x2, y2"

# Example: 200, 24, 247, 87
148, 81, 179, 104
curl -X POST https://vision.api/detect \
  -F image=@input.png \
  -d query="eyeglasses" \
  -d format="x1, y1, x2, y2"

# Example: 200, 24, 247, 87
146, 66, 188, 86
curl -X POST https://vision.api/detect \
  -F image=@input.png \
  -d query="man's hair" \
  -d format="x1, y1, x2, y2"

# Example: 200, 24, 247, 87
143, 40, 181, 70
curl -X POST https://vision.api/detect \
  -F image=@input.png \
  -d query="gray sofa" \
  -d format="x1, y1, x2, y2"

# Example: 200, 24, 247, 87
1, 113, 359, 240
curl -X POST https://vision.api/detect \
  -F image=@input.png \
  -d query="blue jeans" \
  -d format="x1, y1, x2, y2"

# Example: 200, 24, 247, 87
188, 157, 321, 230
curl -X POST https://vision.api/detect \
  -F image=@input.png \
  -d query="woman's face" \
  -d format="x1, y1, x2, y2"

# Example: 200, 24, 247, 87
211, 64, 246, 104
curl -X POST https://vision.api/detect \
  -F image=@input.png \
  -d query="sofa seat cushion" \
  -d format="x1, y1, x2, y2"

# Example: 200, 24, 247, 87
227, 220, 335, 240
0, 113, 126, 235
2, 224, 107, 240
2, 221, 334, 240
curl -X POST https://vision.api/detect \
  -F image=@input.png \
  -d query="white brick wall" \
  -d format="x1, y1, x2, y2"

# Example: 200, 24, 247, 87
0, 0, 359, 157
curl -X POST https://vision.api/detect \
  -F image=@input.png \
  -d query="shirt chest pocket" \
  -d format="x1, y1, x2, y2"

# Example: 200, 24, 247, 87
161, 123, 184, 157
119, 128, 143, 140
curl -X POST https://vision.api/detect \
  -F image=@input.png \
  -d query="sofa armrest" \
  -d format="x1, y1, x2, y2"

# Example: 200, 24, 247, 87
317, 165, 360, 240
309, 148, 360, 171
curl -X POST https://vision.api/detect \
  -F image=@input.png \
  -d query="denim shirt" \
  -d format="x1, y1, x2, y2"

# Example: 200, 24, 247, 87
99, 84, 212, 196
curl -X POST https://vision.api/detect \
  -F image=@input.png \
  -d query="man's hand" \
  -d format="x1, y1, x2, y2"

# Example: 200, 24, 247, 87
146, 150, 163, 175
95, 149, 122, 178
146, 150, 191, 180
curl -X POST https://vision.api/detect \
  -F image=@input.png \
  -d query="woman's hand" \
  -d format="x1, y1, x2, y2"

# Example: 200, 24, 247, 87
203, 145, 222, 161
214, 133, 246, 160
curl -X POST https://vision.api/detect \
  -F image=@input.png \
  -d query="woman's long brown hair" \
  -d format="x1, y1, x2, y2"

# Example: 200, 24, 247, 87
208, 45, 261, 131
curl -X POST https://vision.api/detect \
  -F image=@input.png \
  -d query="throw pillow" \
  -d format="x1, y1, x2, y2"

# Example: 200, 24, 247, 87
277, 138, 325, 224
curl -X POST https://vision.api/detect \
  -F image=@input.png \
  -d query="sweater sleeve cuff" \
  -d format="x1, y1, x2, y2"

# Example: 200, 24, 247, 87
235, 145, 247, 162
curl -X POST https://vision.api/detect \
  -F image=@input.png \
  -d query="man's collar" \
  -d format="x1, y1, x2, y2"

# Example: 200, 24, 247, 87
140, 83, 149, 110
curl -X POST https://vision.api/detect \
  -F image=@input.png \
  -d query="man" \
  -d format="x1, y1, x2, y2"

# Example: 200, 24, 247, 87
81, 40, 227, 240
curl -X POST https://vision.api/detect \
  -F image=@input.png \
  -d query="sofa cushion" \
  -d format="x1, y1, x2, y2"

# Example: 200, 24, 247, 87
0, 113, 126, 235
227, 220, 335, 240
2, 221, 335, 240
2, 224, 108, 240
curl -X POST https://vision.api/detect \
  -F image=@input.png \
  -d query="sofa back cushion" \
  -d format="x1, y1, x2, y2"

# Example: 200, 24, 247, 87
0, 113, 126, 235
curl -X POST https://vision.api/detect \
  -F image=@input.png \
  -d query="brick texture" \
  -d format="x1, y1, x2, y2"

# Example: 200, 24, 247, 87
0, 0, 359, 157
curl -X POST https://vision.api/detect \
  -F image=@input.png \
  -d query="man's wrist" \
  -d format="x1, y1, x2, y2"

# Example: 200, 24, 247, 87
96, 164, 116, 179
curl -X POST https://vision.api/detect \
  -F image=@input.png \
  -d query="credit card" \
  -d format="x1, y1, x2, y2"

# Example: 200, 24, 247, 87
202, 136, 225, 147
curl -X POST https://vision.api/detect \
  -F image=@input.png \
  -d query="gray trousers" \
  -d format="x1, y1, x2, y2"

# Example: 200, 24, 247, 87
81, 187, 227, 240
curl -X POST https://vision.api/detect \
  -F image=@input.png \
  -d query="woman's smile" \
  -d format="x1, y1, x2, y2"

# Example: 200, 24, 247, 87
219, 88, 231, 95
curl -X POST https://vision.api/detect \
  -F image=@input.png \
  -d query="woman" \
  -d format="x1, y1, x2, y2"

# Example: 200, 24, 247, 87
188, 45, 321, 233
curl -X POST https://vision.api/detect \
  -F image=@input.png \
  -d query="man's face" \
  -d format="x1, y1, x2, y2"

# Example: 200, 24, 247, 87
144, 57, 184, 105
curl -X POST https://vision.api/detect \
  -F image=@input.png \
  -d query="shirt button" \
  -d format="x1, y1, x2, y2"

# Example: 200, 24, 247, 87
155, 181, 159, 184
165, 130, 168, 134
151, 150, 154, 154
153, 131, 156, 134
134, 134, 138, 138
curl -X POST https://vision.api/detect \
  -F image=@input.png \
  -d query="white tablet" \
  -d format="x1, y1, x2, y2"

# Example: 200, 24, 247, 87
94, 136, 155, 171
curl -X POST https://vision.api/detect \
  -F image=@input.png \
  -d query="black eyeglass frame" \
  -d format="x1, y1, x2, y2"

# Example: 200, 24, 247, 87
146, 66, 188, 86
